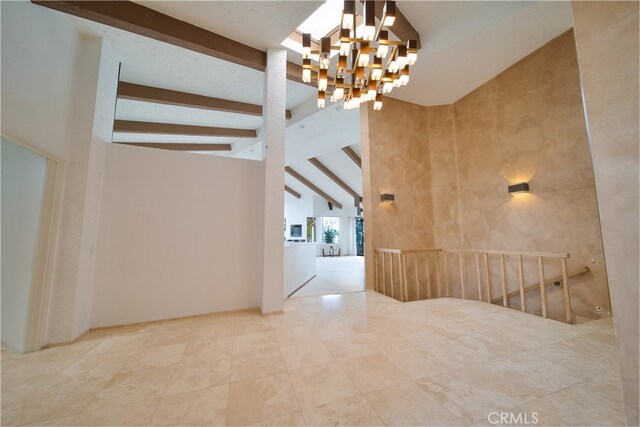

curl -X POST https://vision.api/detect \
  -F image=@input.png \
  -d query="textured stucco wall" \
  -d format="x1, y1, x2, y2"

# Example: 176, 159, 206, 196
571, 2, 639, 424
363, 97, 435, 251
363, 30, 609, 321
450, 30, 608, 321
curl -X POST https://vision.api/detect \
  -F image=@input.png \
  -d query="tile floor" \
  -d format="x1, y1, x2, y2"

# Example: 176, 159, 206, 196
1, 292, 623, 426
291, 256, 365, 298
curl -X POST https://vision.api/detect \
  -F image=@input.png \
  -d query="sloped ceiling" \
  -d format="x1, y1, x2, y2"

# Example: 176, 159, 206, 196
65, 0, 573, 166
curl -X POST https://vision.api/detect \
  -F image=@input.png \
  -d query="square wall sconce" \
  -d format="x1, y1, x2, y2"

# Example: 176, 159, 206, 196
508, 182, 530, 195
380, 193, 395, 203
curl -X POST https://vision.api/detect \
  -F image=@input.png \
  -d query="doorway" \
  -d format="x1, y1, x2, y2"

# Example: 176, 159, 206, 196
1, 137, 59, 353
290, 215, 365, 298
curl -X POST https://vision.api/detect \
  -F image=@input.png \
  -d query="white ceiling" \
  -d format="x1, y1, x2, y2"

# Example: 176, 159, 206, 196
135, 1, 322, 52
65, 1, 573, 165
73, 18, 315, 108
285, 100, 360, 166
389, 1, 573, 106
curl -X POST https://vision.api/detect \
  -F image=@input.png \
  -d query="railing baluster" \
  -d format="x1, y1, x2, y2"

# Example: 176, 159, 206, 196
459, 253, 466, 299
500, 254, 508, 308
483, 253, 491, 303
390, 253, 395, 300
436, 252, 442, 297
537, 256, 547, 318
443, 253, 449, 297
374, 248, 571, 323
425, 253, 431, 300
374, 251, 379, 293
414, 253, 420, 301
561, 258, 572, 323
382, 252, 386, 296
475, 253, 482, 301
518, 255, 526, 312
401, 253, 408, 302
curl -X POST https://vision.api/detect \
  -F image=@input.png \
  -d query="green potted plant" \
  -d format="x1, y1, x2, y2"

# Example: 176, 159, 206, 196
323, 227, 338, 245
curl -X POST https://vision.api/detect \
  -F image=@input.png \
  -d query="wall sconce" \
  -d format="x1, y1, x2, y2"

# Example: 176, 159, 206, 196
508, 182, 530, 195
380, 193, 395, 203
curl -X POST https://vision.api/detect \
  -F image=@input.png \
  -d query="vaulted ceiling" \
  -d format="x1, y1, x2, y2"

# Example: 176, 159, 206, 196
54, 0, 573, 178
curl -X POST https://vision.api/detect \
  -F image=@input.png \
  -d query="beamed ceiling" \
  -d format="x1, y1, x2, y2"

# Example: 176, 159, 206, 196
31, 0, 574, 206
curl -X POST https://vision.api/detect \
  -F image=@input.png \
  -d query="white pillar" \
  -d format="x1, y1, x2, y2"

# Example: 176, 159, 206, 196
260, 48, 287, 314
45, 37, 120, 343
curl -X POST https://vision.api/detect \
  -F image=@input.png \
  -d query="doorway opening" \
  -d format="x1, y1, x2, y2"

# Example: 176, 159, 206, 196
284, 143, 365, 299
1, 136, 60, 353
291, 215, 365, 298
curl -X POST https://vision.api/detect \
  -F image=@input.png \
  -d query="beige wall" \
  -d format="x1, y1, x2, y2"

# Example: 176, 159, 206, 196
361, 97, 435, 292
571, 2, 639, 424
364, 97, 435, 251
363, 30, 610, 321
452, 30, 608, 320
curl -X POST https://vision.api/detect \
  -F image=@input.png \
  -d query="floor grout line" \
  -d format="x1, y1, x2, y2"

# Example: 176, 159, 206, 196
145, 336, 191, 426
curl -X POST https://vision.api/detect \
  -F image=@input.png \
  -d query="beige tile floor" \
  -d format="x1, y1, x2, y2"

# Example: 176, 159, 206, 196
291, 256, 365, 298
1, 292, 623, 426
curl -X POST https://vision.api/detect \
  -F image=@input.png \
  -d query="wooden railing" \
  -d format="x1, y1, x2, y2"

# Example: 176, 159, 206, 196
373, 248, 582, 324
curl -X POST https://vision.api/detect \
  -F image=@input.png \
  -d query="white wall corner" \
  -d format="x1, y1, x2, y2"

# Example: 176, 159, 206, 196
45, 36, 120, 344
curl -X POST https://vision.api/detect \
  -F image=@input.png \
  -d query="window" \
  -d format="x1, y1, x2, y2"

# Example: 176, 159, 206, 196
321, 217, 340, 244
280, 0, 343, 58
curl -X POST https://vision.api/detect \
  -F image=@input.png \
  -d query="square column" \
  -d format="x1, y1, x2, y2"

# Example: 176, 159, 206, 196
260, 48, 287, 314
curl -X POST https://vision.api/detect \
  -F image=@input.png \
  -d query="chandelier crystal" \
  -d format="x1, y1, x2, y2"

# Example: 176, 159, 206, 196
301, 0, 418, 111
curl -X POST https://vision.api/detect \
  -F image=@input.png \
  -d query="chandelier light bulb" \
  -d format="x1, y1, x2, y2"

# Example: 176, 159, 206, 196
407, 40, 418, 65
302, 69, 311, 83
374, 93, 383, 110
382, 0, 396, 27
400, 66, 410, 85
318, 69, 328, 91
317, 90, 325, 108
341, 0, 355, 30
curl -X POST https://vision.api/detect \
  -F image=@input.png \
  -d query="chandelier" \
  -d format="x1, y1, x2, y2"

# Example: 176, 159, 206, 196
301, 0, 418, 111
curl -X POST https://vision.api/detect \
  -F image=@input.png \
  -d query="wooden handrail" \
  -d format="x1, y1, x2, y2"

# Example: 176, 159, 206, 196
442, 248, 569, 259
376, 248, 402, 254
399, 248, 442, 254
375, 248, 442, 254
490, 266, 590, 304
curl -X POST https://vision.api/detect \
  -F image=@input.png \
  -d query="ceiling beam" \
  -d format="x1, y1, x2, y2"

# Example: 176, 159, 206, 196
341, 146, 362, 168
308, 157, 360, 200
363, 0, 422, 49
113, 120, 256, 138
118, 82, 292, 120
31, 1, 313, 86
284, 185, 301, 199
285, 166, 343, 209
113, 142, 232, 151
